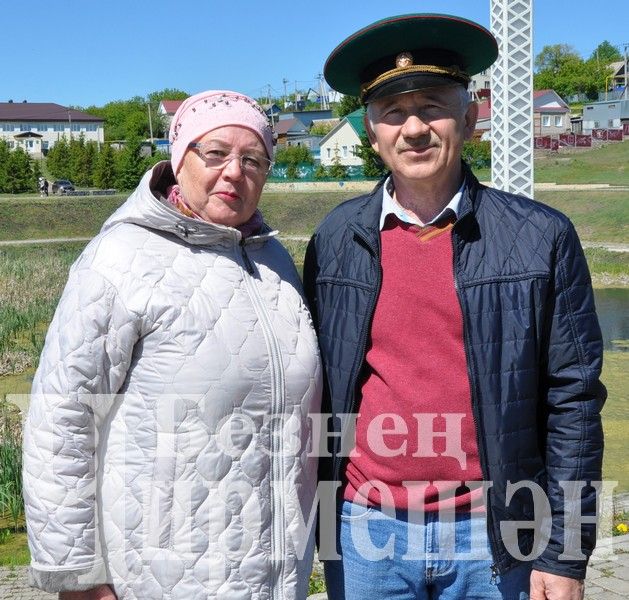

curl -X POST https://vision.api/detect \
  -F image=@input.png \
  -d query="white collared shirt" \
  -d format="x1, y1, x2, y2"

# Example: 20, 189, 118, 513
379, 176, 463, 231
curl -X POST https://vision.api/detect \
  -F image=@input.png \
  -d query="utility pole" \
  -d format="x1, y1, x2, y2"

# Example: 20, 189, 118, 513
147, 102, 154, 144
283, 78, 289, 109
622, 42, 629, 98
267, 84, 275, 128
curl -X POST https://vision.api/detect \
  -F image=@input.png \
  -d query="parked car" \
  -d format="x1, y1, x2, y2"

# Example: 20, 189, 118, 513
51, 180, 75, 195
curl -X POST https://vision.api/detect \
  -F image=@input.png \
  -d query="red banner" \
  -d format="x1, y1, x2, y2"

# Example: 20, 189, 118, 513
534, 136, 551, 149
624, 123, 629, 136
592, 129, 608, 140
608, 129, 623, 141
575, 135, 592, 147
559, 134, 576, 146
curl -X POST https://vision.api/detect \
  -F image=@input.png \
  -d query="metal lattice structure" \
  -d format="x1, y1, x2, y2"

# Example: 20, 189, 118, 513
490, 0, 534, 197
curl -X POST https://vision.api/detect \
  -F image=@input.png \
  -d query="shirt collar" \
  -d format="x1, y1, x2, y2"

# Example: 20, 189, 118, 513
379, 176, 464, 231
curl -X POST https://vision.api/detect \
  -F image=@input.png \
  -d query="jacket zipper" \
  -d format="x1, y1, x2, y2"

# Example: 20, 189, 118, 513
240, 239, 255, 274
451, 222, 501, 577
333, 228, 382, 482
236, 239, 286, 600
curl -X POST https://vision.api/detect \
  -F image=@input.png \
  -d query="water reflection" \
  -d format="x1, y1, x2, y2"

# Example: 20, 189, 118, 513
594, 288, 629, 352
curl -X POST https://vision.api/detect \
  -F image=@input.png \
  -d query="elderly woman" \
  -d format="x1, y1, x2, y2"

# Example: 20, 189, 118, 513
23, 90, 322, 600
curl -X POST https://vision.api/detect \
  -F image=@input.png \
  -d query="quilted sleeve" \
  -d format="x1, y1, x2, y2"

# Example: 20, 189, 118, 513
533, 222, 606, 580
23, 263, 140, 592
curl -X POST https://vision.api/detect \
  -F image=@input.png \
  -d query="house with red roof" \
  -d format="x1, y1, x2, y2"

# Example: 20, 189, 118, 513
0, 101, 104, 157
158, 99, 185, 135
533, 89, 571, 136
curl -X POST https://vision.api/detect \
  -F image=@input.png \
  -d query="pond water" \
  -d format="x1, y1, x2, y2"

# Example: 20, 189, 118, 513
594, 288, 629, 352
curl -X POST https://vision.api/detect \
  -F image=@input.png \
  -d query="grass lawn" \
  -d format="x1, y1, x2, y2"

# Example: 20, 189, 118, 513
535, 140, 629, 186
0, 194, 126, 241
535, 190, 629, 244
601, 351, 629, 493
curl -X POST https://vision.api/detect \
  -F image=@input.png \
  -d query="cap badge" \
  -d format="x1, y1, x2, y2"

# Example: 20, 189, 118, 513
395, 52, 414, 68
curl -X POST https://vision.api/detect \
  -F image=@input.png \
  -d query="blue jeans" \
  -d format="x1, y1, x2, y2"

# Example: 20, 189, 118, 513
323, 500, 531, 600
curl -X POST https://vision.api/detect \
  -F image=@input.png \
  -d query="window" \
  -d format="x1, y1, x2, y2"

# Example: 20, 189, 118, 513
542, 115, 551, 127
608, 120, 614, 128
53, 124, 65, 131
326, 148, 331, 158
71, 123, 80, 131
20, 123, 31, 131
593, 121, 599, 128
342, 145, 348, 157
36, 123, 47, 131
554, 116, 563, 127
484, 80, 490, 88
85, 123, 98, 132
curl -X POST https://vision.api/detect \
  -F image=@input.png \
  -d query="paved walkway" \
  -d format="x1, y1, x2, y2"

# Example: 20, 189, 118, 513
2, 535, 627, 599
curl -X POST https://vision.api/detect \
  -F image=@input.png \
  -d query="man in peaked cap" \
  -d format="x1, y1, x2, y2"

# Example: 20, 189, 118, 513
304, 13, 604, 600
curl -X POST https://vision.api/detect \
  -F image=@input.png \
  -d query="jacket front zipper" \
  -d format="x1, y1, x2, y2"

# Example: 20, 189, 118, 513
451, 220, 502, 575
333, 226, 382, 483
236, 239, 286, 600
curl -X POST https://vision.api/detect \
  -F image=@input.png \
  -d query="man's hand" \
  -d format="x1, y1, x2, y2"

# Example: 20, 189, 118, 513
530, 570, 584, 600
59, 584, 116, 600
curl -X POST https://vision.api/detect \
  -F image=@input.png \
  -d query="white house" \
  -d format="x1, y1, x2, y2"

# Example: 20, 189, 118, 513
0, 101, 104, 156
319, 108, 365, 167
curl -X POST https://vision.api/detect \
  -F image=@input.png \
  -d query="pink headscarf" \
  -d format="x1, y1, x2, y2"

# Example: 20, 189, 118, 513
169, 90, 274, 175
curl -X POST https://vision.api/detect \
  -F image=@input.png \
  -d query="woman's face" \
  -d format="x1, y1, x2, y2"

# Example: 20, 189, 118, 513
176, 125, 268, 227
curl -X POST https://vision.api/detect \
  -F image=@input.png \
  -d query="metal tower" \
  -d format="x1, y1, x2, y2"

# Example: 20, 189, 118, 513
490, 0, 534, 197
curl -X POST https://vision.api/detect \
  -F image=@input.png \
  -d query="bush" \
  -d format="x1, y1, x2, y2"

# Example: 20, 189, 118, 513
462, 140, 491, 169
274, 145, 314, 166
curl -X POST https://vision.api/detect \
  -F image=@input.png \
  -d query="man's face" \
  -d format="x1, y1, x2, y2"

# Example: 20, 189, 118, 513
364, 86, 478, 186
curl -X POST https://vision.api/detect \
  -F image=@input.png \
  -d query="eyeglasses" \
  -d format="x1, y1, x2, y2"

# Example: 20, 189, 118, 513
188, 142, 273, 176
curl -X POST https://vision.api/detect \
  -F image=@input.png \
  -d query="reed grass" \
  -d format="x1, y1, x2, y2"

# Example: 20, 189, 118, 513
0, 243, 85, 376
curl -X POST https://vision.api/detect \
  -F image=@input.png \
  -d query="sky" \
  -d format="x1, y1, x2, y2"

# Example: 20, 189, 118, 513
1, 0, 627, 109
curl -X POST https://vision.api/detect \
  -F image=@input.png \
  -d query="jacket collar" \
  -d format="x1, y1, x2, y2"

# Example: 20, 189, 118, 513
348, 162, 481, 247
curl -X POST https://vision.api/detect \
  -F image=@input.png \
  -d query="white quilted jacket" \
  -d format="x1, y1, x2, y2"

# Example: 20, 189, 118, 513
23, 164, 322, 600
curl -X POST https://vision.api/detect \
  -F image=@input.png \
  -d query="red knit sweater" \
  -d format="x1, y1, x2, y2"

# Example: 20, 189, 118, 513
343, 215, 483, 512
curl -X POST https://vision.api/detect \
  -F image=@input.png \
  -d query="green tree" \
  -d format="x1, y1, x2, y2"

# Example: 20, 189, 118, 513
335, 95, 362, 118
534, 44, 611, 99
273, 145, 314, 166
462, 140, 491, 169
115, 137, 145, 190
590, 41, 622, 65
93, 143, 117, 189
328, 144, 348, 179
355, 134, 386, 178
534, 44, 581, 73
314, 164, 329, 179
68, 135, 96, 186
0, 140, 10, 192
46, 136, 72, 179
6, 148, 35, 193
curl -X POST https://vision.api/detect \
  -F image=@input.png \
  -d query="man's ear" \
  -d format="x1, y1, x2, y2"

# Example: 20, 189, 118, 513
363, 113, 379, 153
463, 100, 479, 141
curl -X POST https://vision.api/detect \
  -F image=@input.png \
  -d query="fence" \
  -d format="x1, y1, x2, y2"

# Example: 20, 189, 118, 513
535, 126, 627, 152
268, 164, 368, 182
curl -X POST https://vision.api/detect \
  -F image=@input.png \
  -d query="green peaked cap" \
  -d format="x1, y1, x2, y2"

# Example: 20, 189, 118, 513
324, 13, 499, 103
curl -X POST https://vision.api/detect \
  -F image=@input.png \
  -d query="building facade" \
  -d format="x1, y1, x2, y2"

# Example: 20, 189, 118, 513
319, 109, 365, 167
582, 99, 629, 133
0, 102, 104, 157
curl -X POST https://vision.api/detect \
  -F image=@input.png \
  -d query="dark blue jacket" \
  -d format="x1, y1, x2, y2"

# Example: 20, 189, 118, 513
303, 168, 606, 580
